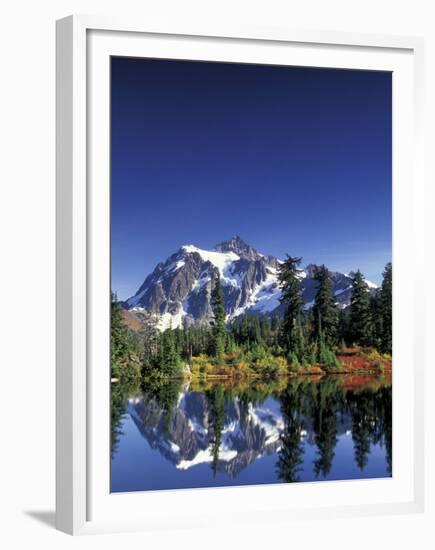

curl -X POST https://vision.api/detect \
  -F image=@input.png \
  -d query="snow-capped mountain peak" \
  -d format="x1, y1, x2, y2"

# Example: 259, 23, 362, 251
181, 244, 240, 282
214, 235, 262, 260
124, 238, 377, 330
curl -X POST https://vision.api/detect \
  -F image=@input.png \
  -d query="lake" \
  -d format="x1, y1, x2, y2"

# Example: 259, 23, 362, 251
111, 375, 392, 492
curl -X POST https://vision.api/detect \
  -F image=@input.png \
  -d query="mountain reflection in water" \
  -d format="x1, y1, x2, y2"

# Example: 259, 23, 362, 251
111, 376, 392, 492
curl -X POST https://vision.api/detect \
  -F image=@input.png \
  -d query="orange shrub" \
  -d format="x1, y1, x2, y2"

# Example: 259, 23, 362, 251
190, 354, 214, 376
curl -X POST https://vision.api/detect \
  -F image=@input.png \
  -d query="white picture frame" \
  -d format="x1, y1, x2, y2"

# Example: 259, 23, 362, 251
56, 15, 425, 535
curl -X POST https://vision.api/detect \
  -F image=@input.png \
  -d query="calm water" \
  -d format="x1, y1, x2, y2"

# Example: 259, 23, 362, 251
111, 376, 392, 492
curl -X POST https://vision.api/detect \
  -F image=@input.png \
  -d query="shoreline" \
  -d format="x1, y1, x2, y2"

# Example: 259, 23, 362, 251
124, 366, 392, 384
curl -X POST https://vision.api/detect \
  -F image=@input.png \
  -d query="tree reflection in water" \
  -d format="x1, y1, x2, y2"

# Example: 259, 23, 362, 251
111, 374, 392, 486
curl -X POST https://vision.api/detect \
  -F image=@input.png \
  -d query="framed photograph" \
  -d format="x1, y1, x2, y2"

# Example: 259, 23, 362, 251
56, 15, 425, 535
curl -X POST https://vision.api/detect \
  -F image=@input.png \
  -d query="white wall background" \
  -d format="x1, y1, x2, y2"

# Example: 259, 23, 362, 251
0, 1, 433, 548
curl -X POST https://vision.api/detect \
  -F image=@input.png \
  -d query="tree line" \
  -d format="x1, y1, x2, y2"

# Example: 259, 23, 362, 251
276, 377, 392, 481
111, 258, 392, 379
274, 256, 392, 370
112, 375, 391, 479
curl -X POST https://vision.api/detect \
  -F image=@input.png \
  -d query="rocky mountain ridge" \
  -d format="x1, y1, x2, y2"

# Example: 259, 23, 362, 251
123, 236, 377, 330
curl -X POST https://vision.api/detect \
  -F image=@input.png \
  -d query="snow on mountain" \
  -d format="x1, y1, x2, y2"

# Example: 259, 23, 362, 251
232, 267, 281, 317
181, 245, 241, 287
365, 279, 378, 289
123, 236, 378, 330
176, 401, 284, 470
127, 392, 312, 476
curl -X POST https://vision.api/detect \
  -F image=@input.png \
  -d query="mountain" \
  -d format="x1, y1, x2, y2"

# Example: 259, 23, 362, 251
126, 389, 353, 477
123, 236, 377, 330
127, 391, 285, 476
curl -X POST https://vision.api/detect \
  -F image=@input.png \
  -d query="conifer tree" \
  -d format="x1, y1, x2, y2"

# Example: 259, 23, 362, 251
277, 255, 304, 355
207, 385, 225, 477
276, 383, 305, 482
225, 330, 236, 353
312, 265, 339, 347
350, 392, 373, 470
338, 308, 350, 347
159, 327, 181, 376
380, 262, 392, 354
111, 292, 129, 378
293, 323, 308, 365
211, 273, 226, 362
260, 315, 272, 346
369, 290, 383, 349
240, 316, 250, 348
317, 326, 340, 370
312, 382, 338, 478
111, 292, 141, 382
141, 311, 159, 377
349, 270, 372, 346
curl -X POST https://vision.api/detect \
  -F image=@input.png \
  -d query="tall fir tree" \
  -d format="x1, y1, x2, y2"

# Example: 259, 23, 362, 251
338, 308, 350, 347
380, 262, 392, 354
350, 392, 373, 470
111, 292, 141, 382
207, 385, 225, 477
276, 382, 305, 482
369, 290, 383, 349
159, 326, 181, 376
260, 315, 272, 346
277, 255, 304, 355
111, 292, 129, 378
311, 381, 339, 477
312, 265, 339, 347
349, 270, 372, 346
141, 311, 160, 377
210, 273, 226, 362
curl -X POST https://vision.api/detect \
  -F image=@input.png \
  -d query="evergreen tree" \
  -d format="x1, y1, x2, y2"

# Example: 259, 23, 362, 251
369, 290, 383, 349
277, 255, 304, 355
276, 382, 305, 482
380, 262, 392, 354
210, 273, 226, 361
312, 265, 338, 347
110, 292, 141, 382
349, 270, 372, 346
111, 292, 130, 378
349, 392, 373, 471
110, 293, 127, 376
378, 386, 392, 474
293, 323, 308, 364
338, 308, 350, 347
271, 315, 281, 334
312, 382, 339, 477
260, 315, 272, 346
225, 330, 236, 353
141, 311, 159, 377
111, 381, 128, 457
288, 351, 301, 371
207, 385, 225, 477
317, 328, 340, 370
240, 316, 250, 348
159, 327, 181, 376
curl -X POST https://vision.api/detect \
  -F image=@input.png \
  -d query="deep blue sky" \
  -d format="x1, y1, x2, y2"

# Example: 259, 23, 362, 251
111, 57, 392, 299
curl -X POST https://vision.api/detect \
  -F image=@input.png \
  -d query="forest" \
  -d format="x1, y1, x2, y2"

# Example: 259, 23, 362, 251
111, 375, 392, 480
111, 258, 392, 383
